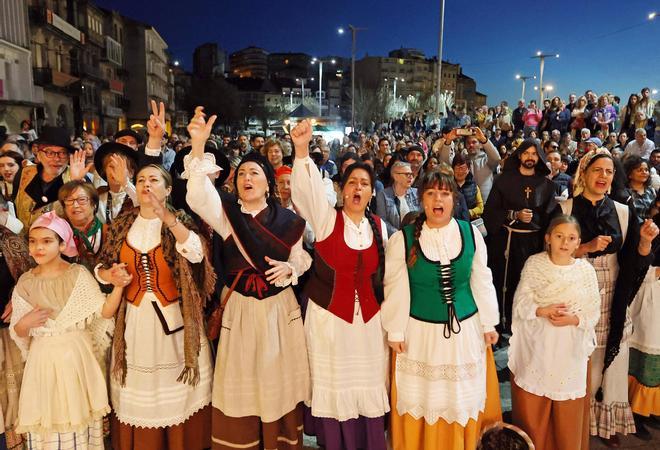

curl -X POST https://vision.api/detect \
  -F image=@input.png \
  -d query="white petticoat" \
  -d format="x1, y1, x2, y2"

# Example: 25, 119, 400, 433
305, 300, 390, 421
394, 314, 487, 426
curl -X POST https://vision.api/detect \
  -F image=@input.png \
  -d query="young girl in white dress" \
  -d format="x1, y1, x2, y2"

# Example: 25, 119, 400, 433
9, 211, 128, 449
509, 214, 601, 450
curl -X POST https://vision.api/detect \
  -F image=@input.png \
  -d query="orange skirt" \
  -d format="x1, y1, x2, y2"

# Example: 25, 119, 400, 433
390, 346, 502, 450
628, 375, 660, 417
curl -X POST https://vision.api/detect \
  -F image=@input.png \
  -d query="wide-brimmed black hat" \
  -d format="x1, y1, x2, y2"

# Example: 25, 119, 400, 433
32, 126, 75, 153
172, 145, 231, 187
113, 129, 143, 146
94, 142, 139, 180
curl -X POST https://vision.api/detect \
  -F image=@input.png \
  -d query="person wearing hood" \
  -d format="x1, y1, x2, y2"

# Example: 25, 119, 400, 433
483, 139, 560, 335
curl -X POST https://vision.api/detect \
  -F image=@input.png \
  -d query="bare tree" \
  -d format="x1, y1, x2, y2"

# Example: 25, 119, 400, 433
187, 77, 242, 128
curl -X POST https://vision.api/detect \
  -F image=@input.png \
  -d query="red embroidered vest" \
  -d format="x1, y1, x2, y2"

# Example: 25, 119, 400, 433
304, 210, 381, 323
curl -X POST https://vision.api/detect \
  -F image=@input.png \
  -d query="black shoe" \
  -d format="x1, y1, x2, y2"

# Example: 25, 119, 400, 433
646, 414, 660, 430
633, 415, 653, 441
599, 435, 621, 448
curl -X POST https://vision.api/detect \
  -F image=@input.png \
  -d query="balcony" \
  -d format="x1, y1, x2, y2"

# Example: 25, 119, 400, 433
33, 67, 79, 89
30, 8, 83, 43
109, 79, 124, 94
103, 36, 123, 66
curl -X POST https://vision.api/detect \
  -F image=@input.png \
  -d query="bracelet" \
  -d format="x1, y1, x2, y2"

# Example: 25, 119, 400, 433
167, 217, 179, 229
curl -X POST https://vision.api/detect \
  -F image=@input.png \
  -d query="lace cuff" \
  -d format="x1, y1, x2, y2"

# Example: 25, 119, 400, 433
274, 262, 296, 288
175, 231, 204, 263
182, 153, 221, 179
388, 332, 405, 342
94, 263, 111, 285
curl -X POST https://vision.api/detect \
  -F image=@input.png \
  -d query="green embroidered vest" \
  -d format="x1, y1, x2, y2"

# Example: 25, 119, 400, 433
403, 219, 478, 337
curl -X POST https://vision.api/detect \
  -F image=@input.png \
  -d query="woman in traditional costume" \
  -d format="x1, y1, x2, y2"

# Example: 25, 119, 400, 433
290, 119, 390, 450
97, 163, 216, 450
560, 148, 659, 447
185, 108, 311, 450
382, 170, 502, 450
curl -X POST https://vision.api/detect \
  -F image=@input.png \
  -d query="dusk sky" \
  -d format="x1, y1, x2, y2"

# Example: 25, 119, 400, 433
96, 0, 659, 105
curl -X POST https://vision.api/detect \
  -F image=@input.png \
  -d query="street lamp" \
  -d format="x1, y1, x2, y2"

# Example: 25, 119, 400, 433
436, 0, 446, 121
339, 24, 366, 130
296, 78, 306, 104
649, 12, 657, 20
531, 51, 559, 107
544, 85, 554, 100
515, 74, 536, 101
312, 57, 337, 117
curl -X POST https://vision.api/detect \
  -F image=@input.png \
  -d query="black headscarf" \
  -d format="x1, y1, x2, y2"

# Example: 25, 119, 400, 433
234, 152, 276, 201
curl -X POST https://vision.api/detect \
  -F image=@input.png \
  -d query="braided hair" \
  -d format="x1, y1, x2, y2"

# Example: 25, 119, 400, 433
406, 171, 458, 268
340, 161, 385, 303
407, 211, 426, 267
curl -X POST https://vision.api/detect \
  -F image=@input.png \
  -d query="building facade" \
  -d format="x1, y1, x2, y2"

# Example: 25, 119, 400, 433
28, 0, 83, 133
100, 8, 129, 135
229, 46, 268, 79
123, 17, 173, 131
355, 49, 479, 113
0, 0, 41, 133
193, 42, 226, 79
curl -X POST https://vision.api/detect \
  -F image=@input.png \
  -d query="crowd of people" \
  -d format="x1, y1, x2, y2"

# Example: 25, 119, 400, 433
0, 86, 657, 450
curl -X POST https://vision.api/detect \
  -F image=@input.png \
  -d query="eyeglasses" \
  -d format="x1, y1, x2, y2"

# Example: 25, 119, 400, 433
63, 196, 90, 206
40, 150, 69, 159
550, 145, 559, 149
395, 172, 414, 177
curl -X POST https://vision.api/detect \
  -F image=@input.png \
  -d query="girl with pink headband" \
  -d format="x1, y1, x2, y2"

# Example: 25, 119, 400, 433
8, 211, 131, 449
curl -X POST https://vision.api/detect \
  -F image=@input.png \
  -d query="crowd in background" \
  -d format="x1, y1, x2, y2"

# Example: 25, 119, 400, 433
0, 86, 658, 450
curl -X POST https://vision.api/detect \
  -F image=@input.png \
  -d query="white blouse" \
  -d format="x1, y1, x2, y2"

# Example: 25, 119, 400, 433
381, 220, 500, 342
184, 153, 311, 286
291, 156, 388, 248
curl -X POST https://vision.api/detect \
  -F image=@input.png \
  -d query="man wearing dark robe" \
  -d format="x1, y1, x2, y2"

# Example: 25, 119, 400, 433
483, 139, 559, 335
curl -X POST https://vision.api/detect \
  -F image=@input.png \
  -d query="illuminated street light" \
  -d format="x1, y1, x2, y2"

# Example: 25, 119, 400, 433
337, 27, 345, 35
515, 74, 536, 100
649, 12, 657, 20
311, 58, 337, 116
532, 51, 559, 106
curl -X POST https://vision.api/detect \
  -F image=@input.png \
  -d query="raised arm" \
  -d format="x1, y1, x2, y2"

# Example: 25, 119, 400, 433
290, 119, 337, 241
183, 107, 230, 237
146, 100, 167, 153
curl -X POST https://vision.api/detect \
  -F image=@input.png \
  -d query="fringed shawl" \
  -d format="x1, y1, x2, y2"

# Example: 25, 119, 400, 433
0, 225, 32, 281
99, 207, 216, 386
